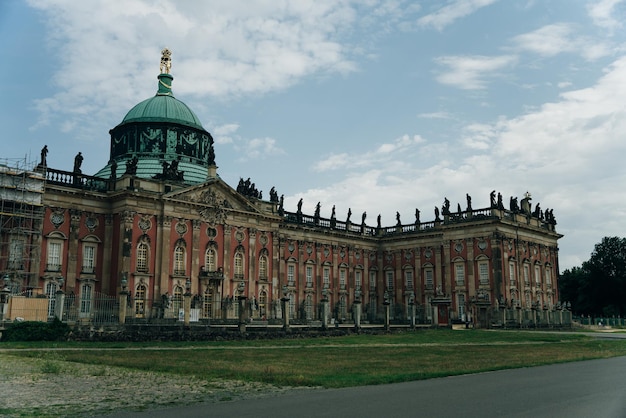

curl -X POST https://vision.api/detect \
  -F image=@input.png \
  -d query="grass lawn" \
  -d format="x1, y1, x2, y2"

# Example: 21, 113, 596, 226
5, 329, 626, 388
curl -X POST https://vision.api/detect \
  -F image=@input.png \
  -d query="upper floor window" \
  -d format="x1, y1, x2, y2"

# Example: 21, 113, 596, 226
455, 263, 465, 286
545, 267, 552, 286
534, 265, 541, 286
47, 239, 63, 272
234, 251, 244, 279
355, 270, 362, 289
425, 268, 434, 288
404, 269, 414, 290
323, 267, 330, 288
339, 269, 347, 289
509, 261, 516, 285
522, 263, 529, 285
287, 263, 295, 285
174, 245, 186, 275
136, 242, 149, 272
369, 270, 376, 289
386, 270, 394, 291
82, 244, 96, 274
259, 254, 268, 280
478, 262, 489, 285
205, 247, 217, 272
306, 265, 313, 287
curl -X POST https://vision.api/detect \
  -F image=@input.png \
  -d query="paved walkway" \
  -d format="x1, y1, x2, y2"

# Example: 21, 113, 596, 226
106, 356, 626, 418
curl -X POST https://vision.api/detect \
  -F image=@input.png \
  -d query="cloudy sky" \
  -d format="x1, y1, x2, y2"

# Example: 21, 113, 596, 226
2, 0, 626, 272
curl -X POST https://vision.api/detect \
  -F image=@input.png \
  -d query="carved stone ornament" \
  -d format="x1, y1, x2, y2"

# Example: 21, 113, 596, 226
138, 215, 152, 232
197, 190, 228, 225
478, 239, 488, 251
175, 220, 188, 236
50, 210, 65, 229
259, 233, 268, 247
207, 227, 217, 239
235, 229, 245, 243
424, 248, 433, 259
85, 216, 98, 232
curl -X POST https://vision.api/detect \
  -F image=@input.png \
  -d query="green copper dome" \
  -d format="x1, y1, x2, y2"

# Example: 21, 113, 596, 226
119, 73, 205, 130
95, 49, 216, 186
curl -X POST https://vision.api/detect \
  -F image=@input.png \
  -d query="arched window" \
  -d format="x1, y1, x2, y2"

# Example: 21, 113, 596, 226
172, 285, 183, 313
234, 250, 244, 280
259, 253, 268, 280
135, 284, 146, 318
46, 232, 65, 272
136, 242, 149, 272
259, 290, 267, 318
203, 288, 213, 318
404, 268, 414, 290
205, 247, 217, 272
174, 244, 186, 275
45, 281, 57, 318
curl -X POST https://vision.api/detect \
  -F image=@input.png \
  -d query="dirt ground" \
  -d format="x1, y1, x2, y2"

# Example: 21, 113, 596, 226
0, 352, 307, 417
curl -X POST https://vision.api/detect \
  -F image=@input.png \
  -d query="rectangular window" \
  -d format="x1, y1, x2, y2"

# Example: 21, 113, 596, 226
545, 268, 552, 286
509, 261, 516, 285
405, 270, 414, 290
47, 241, 62, 271
82, 245, 96, 273
339, 269, 346, 289
287, 264, 295, 285
306, 265, 313, 287
523, 264, 530, 285
425, 269, 434, 288
205, 249, 216, 272
369, 271, 376, 289
455, 264, 465, 286
289, 293, 295, 317
479, 262, 489, 285
80, 284, 92, 314
386, 271, 394, 290
355, 270, 362, 289
323, 267, 330, 288
458, 294, 466, 319
534, 265, 541, 286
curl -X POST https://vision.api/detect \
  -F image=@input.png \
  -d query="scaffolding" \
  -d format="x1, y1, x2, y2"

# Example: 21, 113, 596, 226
0, 157, 45, 293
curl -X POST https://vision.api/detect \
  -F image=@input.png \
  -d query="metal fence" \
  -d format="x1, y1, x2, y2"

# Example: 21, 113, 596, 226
63, 292, 118, 325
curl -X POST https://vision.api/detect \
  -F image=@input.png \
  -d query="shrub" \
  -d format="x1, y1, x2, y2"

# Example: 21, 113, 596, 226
1, 318, 69, 342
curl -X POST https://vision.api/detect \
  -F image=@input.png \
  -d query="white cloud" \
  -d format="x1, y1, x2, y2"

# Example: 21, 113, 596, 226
588, 0, 625, 31
238, 137, 286, 161
314, 134, 425, 172
435, 55, 517, 89
418, 111, 452, 119
25, 0, 363, 139
417, 0, 498, 31
296, 56, 626, 270
512, 23, 611, 61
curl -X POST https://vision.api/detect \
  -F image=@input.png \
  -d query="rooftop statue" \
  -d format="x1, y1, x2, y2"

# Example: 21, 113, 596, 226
160, 48, 172, 74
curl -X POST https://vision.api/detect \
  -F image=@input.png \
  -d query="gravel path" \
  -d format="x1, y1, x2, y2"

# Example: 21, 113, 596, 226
0, 352, 309, 417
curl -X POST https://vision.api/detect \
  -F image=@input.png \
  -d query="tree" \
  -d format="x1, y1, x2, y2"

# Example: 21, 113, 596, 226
585, 236, 626, 316
562, 237, 626, 316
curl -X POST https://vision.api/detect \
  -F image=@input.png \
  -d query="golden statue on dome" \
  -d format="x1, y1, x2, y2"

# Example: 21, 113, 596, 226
160, 48, 172, 74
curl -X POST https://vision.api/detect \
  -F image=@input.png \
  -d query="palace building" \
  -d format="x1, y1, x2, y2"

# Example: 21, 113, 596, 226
0, 50, 563, 328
